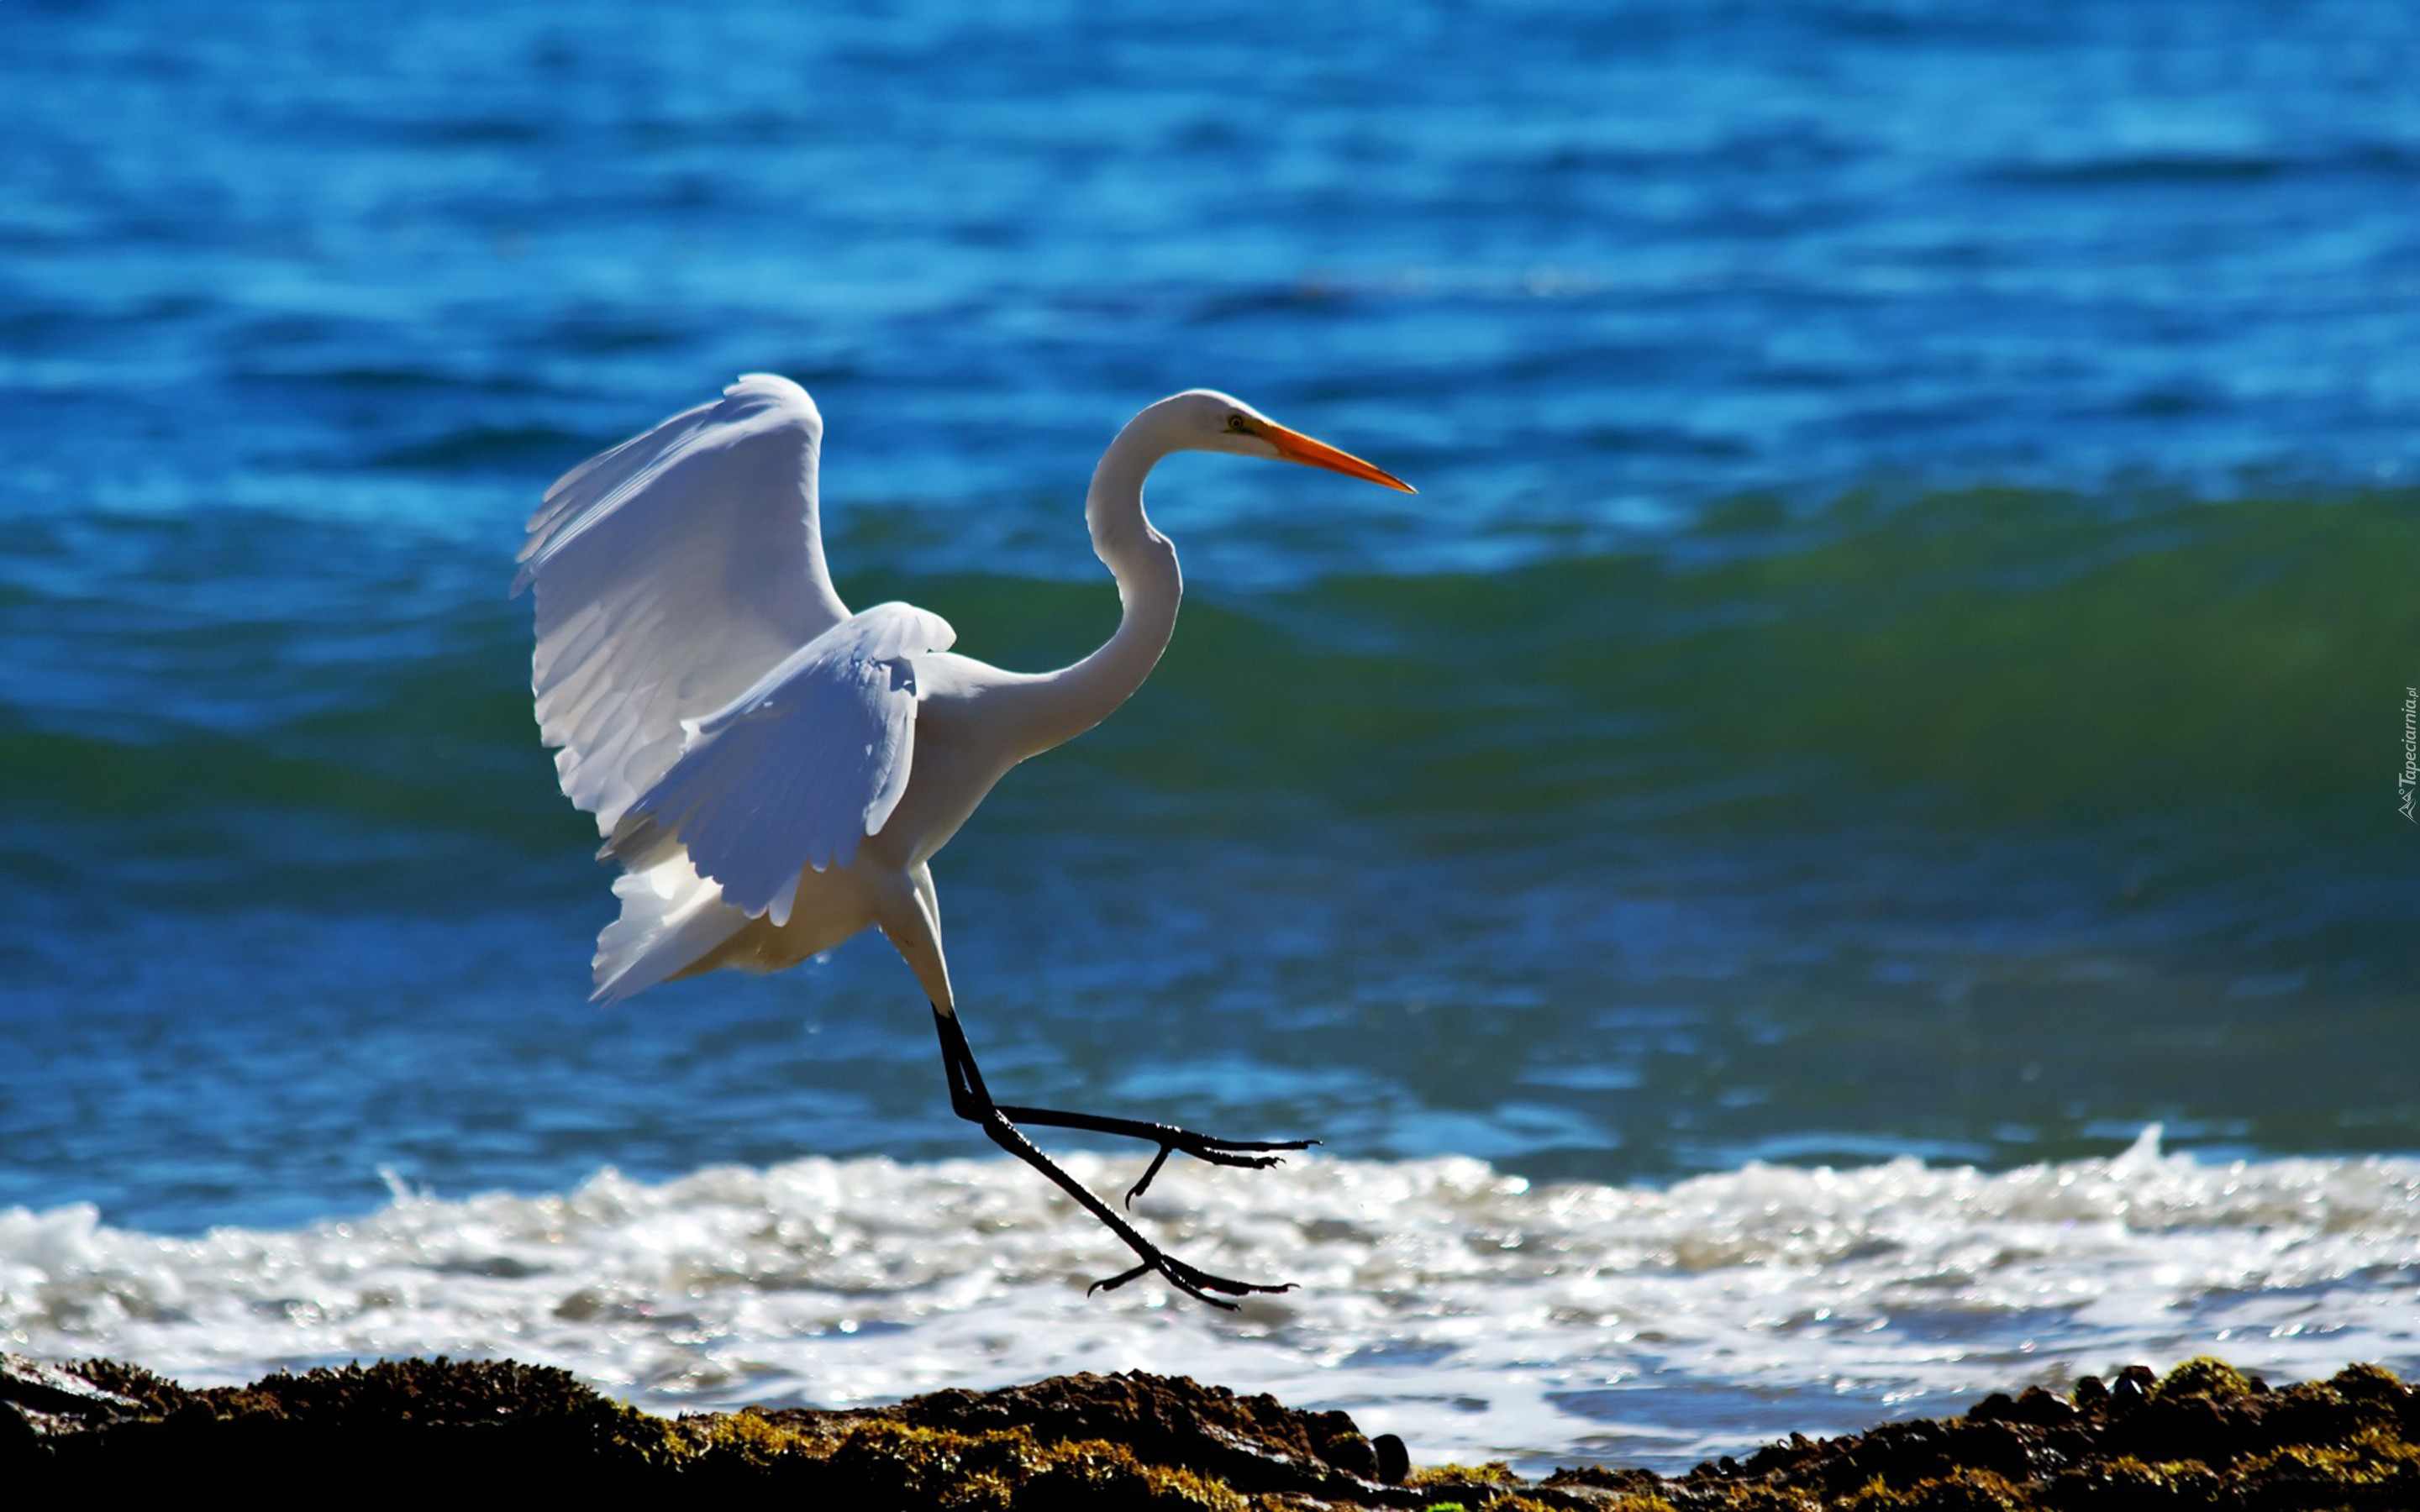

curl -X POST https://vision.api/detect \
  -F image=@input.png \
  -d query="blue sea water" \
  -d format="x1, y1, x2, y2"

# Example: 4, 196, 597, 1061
3, 0, 2417, 1469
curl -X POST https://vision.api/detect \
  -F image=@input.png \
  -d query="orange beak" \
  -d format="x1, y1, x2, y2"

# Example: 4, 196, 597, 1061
1254, 419, 1417, 494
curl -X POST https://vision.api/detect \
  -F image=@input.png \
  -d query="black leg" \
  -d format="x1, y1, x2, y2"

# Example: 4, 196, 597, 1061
937, 1017, 1313, 1201
934, 1008, 1314, 1202
989, 1103, 1317, 1205
932, 1005, 1300, 1308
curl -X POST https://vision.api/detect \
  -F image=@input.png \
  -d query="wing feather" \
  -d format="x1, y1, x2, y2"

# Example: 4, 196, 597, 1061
514, 374, 852, 834
606, 602, 957, 921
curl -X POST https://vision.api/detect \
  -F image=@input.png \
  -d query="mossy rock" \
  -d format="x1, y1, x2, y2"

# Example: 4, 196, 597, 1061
9, 1353, 2418, 1508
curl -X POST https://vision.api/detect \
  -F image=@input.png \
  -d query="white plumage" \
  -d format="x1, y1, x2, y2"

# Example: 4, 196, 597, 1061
609, 600, 956, 924
516, 375, 1411, 1306
516, 374, 846, 839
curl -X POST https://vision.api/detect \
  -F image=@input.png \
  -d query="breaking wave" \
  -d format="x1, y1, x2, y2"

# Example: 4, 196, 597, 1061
7, 1129, 2415, 1470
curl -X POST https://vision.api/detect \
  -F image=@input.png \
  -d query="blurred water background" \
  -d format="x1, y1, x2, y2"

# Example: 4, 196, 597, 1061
3, 0, 2416, 1472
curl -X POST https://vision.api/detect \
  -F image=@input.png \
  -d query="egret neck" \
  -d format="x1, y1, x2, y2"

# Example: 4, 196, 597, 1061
1017, 404, 1186, 758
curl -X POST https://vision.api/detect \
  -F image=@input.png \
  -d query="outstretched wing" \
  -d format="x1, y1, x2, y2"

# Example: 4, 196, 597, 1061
604, 601, 957, 925
513, 375, 851, 835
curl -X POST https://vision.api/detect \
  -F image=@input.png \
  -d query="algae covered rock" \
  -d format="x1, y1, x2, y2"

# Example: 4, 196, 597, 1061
2, 1356, 1401, 1502
4, 1354, 682, 1484
8, 1352, 2417, 1507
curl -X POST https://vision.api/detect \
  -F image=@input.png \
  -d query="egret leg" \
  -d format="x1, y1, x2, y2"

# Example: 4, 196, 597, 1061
931, 1005, 1297, 1308
930, 1007, 1314, 1202
990, 1105, 1316, 1205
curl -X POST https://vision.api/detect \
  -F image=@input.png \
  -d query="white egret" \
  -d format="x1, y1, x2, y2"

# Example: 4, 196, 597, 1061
513, 375, 1412, 1306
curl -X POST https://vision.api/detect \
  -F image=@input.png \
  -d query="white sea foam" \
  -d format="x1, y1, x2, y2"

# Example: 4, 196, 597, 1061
4, 1127, 2415, 1469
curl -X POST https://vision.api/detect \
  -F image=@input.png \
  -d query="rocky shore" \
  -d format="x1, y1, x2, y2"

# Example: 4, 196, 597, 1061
6, 1352, 2413, 1506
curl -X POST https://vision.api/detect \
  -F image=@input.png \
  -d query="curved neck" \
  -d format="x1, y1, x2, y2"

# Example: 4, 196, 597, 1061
1015, 408, 1186, 756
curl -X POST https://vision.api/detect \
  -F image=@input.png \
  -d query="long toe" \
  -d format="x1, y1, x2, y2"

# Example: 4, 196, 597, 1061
1089, 1259, 1238, 1309
1191, 1134, 1319, 1155
1086, 1248, 1295, 1309
1129, 1134, 1319, 1201
1163, 1252, 1295, 1299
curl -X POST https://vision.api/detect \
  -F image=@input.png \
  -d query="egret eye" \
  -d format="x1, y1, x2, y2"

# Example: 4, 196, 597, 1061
1226, 413, 1249, 433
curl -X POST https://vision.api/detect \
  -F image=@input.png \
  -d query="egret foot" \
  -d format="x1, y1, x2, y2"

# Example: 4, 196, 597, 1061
1110, 1130, 1318, 1208
1088, 1252, 1296, 1307
983, 1096, 1313, 1200
933, 1005, 1302, 1309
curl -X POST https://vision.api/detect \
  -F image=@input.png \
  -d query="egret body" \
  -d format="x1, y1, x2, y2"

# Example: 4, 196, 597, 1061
515, 376, 1411, 1305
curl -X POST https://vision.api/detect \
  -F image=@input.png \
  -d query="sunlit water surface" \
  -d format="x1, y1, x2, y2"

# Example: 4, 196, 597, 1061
3, 0, 2415, 1468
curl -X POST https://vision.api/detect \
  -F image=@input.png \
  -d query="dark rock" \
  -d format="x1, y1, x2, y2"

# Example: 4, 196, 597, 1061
1544, 1461, 1666, 1494
2110, 1362, 2156, 1409
873, 1370, 1397, 1502
2009, 1385, 2076, 1427
1969, 1391, 2018, 1422
1372, 1431, 1409, 1483
7, 1352, 2416, 1507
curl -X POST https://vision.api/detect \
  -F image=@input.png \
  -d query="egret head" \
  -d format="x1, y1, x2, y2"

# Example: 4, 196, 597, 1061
1157, 389, 1415, 492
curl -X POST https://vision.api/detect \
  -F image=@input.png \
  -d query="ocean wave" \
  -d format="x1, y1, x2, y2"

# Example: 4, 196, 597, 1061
8, 483, 2412, 840
5, 1131, 2414, 1468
